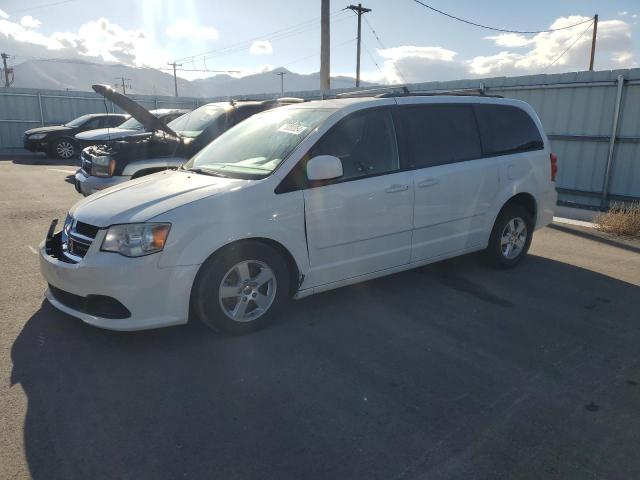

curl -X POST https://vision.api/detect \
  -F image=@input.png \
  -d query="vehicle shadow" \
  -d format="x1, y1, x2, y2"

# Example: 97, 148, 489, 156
11, 254, 640, 480
0, 152, 78, 167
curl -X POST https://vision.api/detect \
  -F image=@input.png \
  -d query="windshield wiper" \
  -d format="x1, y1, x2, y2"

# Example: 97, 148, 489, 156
185, 167, 230, 178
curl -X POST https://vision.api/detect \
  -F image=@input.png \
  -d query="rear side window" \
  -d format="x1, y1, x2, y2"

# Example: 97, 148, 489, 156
475, 104, 543, 155
401, 104, 481, 168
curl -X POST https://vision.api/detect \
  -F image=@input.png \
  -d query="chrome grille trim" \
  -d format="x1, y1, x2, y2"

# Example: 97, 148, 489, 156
61, 215, 99, 263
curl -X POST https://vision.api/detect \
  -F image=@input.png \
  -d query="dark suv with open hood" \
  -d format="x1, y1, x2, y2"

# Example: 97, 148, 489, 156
74, 84, 303, 196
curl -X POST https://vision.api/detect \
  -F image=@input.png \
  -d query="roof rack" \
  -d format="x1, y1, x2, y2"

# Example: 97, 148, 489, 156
333, 84, 502, 100
375, 88, 502, 98
335, 85, 410, 99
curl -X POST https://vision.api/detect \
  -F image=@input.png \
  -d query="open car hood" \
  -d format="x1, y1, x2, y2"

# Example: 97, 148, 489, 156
92, 84, 178, 137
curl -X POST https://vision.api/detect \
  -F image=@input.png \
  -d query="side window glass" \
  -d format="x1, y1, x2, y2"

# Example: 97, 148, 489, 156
108, 116, 124, 127
82, 118, 102, 130
309, 108, 399, 181
401, 104, 481, 168
475, 104, 543, 155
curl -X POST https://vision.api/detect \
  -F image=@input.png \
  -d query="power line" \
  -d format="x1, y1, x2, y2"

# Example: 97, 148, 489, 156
361, 16, 407, 84
174, 9, 350, 63
411, 0, 593, 34
5, 0, 76, 15
542, 20, 595, 72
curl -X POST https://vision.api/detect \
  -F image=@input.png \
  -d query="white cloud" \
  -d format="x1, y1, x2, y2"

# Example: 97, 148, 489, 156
0, 16, 170, 67
166, 19, 218, 41
485, 33, 535, 48
249, 40, 273, 55
618, 11, 628, 16
20, 16, 41, 28
471, 16, 633, 76
377, 46, 466, 83
0, 8, 8, 19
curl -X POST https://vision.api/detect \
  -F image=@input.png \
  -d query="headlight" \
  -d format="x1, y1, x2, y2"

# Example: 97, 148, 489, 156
29, 133, 47, 140
101, 223, 171, 257
91, 155, 116, 177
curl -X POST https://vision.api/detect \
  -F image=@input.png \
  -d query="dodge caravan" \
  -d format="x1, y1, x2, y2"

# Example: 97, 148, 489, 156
40, 94, 557, 334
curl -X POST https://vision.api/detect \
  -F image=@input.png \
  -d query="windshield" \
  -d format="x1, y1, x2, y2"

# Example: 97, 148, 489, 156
64, 114, 95, 128
168, 105, 226, 138
184, 107, 334, 178
117, 117, 145, 130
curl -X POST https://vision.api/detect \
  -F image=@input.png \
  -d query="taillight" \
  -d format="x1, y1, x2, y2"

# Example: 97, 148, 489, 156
550, 153, 558, 182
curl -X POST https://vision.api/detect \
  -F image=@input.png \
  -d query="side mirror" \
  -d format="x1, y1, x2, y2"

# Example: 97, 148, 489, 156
306, 155, 343, 182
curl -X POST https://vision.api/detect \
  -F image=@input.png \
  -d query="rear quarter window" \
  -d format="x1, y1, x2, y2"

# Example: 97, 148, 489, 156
474, 104, 544, 156
401, 104, 482, 168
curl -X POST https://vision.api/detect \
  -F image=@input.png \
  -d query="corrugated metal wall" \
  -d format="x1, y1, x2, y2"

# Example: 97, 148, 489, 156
2, 68, 639, 208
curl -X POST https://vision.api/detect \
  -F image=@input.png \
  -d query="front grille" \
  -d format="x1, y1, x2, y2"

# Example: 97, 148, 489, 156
80, 151, 92, 175
62, 216, 100, 263
75, 221, 99, 238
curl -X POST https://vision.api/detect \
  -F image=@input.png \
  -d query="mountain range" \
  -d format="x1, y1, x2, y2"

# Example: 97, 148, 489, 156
11, 60, 373, 97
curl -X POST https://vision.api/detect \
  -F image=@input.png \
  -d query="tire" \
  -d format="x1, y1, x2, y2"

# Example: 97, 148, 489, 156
484, 204, 534, 268
50, 138, 77, 160
191, 242, 290, 335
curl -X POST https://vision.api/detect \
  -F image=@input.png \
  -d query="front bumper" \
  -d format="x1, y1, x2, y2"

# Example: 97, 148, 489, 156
74, 169, 131, 196
40, 225, 199, 331
23, 137, 48, 152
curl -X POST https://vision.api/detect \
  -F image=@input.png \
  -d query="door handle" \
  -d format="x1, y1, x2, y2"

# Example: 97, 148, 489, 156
385, 184, 409, 193
417, 178, 440, 188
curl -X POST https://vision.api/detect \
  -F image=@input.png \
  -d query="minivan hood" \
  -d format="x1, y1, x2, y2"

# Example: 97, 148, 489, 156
92, 84, 178, 137
75, 128, 142, 141
69, 169, 248, 226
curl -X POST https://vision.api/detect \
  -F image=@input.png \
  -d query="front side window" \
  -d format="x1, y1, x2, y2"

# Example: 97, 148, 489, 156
401, 104, 482, 169
184, 107, 334, 178
309, 108, 399, 181
475, 104, 544, 155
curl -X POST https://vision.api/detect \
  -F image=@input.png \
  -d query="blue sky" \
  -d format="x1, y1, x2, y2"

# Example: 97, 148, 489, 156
0, 0, 637, 82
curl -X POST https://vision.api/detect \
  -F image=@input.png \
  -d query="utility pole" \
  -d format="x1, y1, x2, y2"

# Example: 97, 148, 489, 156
114, 77, 131, 95
347, 3, 371, 87
320, 0, 330, 95
1, 53, 14, 88
275, 71, 287, 96
589, 14, 598, 71
168, 61, 182, 97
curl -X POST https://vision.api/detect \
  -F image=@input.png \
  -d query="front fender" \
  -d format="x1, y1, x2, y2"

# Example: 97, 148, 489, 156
153, 180, 310, 279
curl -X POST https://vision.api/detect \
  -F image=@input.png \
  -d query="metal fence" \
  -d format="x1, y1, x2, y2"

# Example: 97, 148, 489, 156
2, 68, 639, 208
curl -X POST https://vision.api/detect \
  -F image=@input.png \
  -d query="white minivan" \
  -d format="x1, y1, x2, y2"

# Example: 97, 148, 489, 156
40, 94, 557, 334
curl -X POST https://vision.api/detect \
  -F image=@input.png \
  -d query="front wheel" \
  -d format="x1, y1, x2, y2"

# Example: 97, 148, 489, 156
51, 138, 77, 159
191, 242, 290, 334
484, 204, 533, 268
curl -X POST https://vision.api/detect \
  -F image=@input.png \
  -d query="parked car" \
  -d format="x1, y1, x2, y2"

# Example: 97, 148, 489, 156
75, 108, 190, 150
40, 93, 557, 334
23, 113, 129, 159
74, 84, 303, 196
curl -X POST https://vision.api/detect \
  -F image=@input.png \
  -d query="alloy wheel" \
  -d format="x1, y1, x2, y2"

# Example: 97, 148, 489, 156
500, 217, 527, 260
56, 141, 75, 159
218, 260, 277, 322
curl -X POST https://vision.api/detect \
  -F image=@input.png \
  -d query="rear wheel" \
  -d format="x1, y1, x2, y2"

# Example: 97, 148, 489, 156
191, 242, 290, 334
51, 138, 76, 159
484, 204, 533, 268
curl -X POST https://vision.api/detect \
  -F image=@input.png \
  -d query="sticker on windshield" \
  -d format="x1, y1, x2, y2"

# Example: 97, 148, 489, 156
278, 122, 307, 135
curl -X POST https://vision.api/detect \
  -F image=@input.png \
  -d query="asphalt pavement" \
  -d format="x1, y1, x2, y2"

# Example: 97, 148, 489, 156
1, 153, 640, 480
